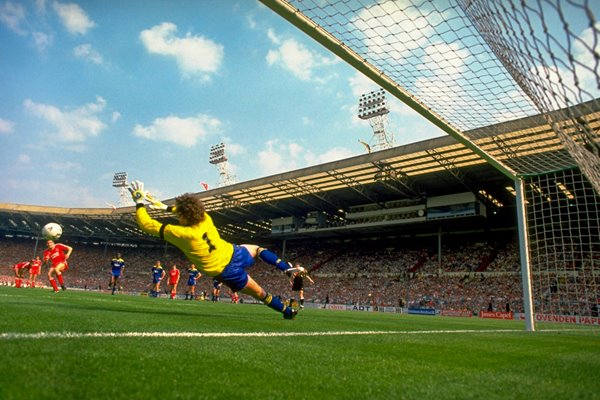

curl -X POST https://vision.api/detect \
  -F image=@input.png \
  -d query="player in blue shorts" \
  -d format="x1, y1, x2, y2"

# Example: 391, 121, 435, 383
129, 181, 305, 319
212, 278, 223, 302
108, 253, 126, 295
150, 260, 165, 297
185, 264, 202, 300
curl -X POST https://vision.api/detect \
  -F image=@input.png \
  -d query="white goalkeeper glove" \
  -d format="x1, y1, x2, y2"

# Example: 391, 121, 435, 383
128, 180, 148, 205
146, 192, 169, 211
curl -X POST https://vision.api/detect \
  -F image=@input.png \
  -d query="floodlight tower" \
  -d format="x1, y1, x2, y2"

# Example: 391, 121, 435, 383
112, 171, 131, 207
209, 143, 237, 187
358, 89, 394, 152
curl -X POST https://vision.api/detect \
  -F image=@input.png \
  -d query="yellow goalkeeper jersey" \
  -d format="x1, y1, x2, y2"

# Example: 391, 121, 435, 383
135, 206, 234, 276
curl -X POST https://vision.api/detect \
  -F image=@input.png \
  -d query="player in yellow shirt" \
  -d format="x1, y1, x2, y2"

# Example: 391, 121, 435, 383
129, 181, 303, 319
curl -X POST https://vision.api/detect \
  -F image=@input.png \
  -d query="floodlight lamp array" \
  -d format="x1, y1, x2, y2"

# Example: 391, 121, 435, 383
209, 143, 228, 165
112, 172, 128, 188
358, 89, 389, 120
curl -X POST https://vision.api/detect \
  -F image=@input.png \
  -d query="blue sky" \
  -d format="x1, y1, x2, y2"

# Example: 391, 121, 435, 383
1, 1, 596, 209
0, 0, 446, 208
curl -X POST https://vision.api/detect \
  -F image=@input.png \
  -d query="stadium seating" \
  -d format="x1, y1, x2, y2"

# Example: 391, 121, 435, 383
2, 234, 526, 313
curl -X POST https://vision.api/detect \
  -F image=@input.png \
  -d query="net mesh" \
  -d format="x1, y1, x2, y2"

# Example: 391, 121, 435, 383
526, 169, 599, 317
275, 0, 600, 186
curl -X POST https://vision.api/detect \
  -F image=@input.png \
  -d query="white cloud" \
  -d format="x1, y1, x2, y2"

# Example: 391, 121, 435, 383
49, 160, 81, 172
528, 64, 578, 111
3, 177, 100, 207
420, 42, 470, 77
23, 96, 107, 143
0, 1, 27, 35
52, 1, 95, 35
572, 21, 600, 100
257, 140, 285, 176
352, 0, 441, 62
0, 117, 15, 134
73, 43, 104, 64
349, 71, 379, 98
266, 31, 337, 82
111, 111, 121, 123
132, 114, 221, 147
35, 0, 47, 14
223, 141, 245, 156
17, 154, 30, 163
32, 30, 52, 51
266, 28, 279, 45
140, 22, 224, 80
256, 139, 353, 176
307, 146, 355, 165
4, 178, 42, 194
246, 14, 257, 30
0, 1, 54, 51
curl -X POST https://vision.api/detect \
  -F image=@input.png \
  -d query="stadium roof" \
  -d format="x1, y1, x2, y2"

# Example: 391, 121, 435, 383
1, 100, 597, 246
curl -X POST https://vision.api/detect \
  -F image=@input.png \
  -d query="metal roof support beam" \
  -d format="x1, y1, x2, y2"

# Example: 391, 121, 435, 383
426, 148, 474, 191
287, 178, 337, 202
371, 161, 418, 197
326, 170, 384, 207
271, 182, 324, 211
238, 188, 297, 216
491, 135, 519, 160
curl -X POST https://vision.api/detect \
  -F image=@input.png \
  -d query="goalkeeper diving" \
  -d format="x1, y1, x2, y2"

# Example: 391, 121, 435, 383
129, 181, 305, 319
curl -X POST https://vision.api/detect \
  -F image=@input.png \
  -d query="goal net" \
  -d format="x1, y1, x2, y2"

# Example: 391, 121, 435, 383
260, 0, 600, 328
526, 169, 599, 318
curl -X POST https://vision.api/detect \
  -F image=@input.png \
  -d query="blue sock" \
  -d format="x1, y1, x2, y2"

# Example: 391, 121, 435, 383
258, 249, 290, 271
262, 293, 288, 314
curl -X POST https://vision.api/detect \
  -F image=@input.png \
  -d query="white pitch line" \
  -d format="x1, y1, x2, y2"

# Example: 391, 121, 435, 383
0, 329, 533, 340
0, 328, 590, 341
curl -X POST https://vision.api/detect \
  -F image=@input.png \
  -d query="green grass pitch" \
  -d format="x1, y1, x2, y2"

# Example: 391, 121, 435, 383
1, 286, 598, 400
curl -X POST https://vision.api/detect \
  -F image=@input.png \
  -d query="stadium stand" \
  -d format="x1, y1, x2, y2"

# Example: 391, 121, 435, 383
1, 233, 526, 314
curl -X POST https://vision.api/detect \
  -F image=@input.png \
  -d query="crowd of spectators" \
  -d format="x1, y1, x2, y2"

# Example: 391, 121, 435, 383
1, 233, 596, 316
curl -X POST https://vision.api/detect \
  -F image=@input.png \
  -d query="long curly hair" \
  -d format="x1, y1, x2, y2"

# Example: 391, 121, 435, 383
175, 193, 206, 226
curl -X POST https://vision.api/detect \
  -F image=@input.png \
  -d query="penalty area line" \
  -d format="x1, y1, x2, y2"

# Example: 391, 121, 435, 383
0, 329, 533, 340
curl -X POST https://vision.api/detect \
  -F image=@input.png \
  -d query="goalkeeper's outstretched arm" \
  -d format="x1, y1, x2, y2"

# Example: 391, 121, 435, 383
128, 180, 168, 237
146, 192, 177, 213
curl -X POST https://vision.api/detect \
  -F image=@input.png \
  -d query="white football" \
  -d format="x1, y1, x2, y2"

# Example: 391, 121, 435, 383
42, 222, 62, 240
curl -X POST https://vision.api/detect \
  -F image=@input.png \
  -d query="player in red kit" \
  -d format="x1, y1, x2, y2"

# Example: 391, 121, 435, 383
13, 260, 32, 288
43, 240, 73, 292
167, 264, 180, 299
27, 256, 42, 288
229, 289, 239, 303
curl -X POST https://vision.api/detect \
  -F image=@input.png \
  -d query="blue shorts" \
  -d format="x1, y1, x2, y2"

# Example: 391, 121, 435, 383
216, 245, 256, 292
111, 269, 122, 278
152, 277, 162, 284
187, 278, 197, 286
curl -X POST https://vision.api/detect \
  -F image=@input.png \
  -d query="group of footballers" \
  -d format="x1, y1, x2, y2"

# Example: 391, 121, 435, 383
11, 237, 314, 318
12, 257, 42, 288
11, 240, 313, 307
11, 179, 315, 320
12, 239, 72, 293
147, 260, 202, 299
